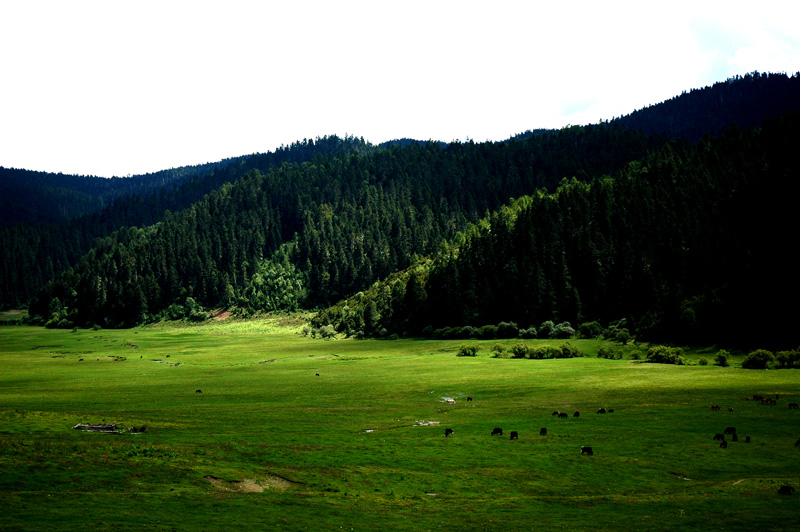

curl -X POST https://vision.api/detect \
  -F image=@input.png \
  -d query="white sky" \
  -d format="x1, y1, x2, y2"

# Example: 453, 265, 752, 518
2, 0, 799, 177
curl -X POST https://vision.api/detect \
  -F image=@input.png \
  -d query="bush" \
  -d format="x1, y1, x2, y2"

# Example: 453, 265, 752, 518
478, 325, 498, 339
538, 321, 555, 339
551, 322, 575, 339
457, 344, 479, 357
742, 349, 774, 369
578, 321, 605, 339
628, 351, 641, 360
714, 350, 729, 367
496, 322, 519, 339
519, 327, 538, 339
460, 326, 477, 339
597, 346, 615, 359
615, 328, 631, 345
645, 345, 684, 365
491, 344, 506, 357
318, 325, 337, 339
558, 342, 582, 358
698, 358, 709, 366
510, 343, 529, 359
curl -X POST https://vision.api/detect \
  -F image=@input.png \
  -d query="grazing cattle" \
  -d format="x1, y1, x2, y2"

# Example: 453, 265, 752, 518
315, 373, 320, 376
720, 440, 728, 448
713, 433, 725, 441
596, 408, 606, 414
559, 413, 568, 419
732, 433, 738, 442
491, 427, 503, 436
778, 485, 795, 496
510, 431, 519, 440
753, 395, 764, 401
573, 411, 580, 418
129, 425, 148, 433
467, 396, 473, 402
552, 411, 560, 416
608, 408, 614, 413
728, 407, 734, 412
78, 358, 84, 362
444, 428, 454, 437
540, 428, 547, 436
724, 426, 736, 435
195, 389, 202, 394
745, 436, 751, 443
580, 446, 593, 456
711, 404, 720, 411
788, 402, 799, 409
795, 438, 800, 447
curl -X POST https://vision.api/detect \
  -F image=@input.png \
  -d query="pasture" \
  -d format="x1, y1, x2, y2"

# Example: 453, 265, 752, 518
1, 319, 798, 531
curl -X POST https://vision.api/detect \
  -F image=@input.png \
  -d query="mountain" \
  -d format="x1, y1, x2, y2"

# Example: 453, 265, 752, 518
12, 72, 800, 349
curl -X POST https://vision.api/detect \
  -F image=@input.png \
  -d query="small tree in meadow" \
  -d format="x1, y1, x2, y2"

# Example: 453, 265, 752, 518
714, 350, 729, 367
457, 344, 479, 357
510, 343, 529, 359
645, 345, 684, 365
578, 321, 605, 339
615, 328, 631, 345
741, 349, 774, 369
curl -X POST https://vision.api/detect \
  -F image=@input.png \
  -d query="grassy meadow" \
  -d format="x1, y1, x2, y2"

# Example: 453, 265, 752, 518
1, 317, 798, 531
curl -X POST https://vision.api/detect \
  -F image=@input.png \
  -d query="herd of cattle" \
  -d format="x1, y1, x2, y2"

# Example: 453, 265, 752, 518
439, 393, 798, 495
442, 405, 614, 458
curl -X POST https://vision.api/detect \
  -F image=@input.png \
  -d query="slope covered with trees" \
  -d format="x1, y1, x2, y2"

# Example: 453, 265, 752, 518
314, 112, 800, 349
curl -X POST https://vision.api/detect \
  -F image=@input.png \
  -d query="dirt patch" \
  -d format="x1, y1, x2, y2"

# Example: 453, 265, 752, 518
212, 310, 233, 321
204, 473, 296, 492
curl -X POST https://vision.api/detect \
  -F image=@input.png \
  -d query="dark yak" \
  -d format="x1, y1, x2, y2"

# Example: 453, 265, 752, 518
195, 389, 202, 394
720, 440, 728, 448
573, 411, 580, 418
559, 412, 568, 419
711, 405, 720, 411
724, 427, 736, 435
788, 402, 799, 409
540, 428, 547, 436
581, 446, 593, 455
444, 428, 454, 437
491, 427, 503, 436
510, 431, 519, 440
713, 433, 725, 441
596, 408, 606, 414
778, 485, 795, 495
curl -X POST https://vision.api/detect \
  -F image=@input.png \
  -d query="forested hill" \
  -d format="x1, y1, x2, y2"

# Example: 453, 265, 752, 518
0, 136, 373, 307
25, 124, 666, 327
611, 71, 800, 141
314, 112, 800, 349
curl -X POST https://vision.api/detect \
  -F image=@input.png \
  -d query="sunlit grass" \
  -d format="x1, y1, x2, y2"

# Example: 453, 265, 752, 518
1, 321, 798, 531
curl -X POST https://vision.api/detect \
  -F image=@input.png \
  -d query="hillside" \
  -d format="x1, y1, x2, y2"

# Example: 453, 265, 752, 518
9, 72, 800, 350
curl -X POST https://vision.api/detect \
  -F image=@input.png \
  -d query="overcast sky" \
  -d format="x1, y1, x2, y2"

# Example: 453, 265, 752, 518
2, 0, 799, 177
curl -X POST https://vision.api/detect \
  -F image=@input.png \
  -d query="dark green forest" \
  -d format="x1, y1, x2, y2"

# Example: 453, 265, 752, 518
5, 72, 800, 349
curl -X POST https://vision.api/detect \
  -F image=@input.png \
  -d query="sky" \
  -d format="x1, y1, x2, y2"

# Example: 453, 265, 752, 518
2, 0, 799, 178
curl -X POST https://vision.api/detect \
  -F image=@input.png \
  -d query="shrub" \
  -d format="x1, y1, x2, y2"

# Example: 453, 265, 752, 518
628, 351, 641, 360
519, 327, 538, 339
597, 347, 615, 359
645, 345, 684, 365
496, 322, 519, 339
318, 325, 337, 339
491, 344, 506, 357
615, 328, 631, 345
775, 350, 798, 368
578, 321, 604, 339
551, 322, 575, 339
742, 349, 774, 369
478, 325, 498, 339
558, 342, 582, 358
510, 343, 529, 359
460, 326, 477, 339
457, 344, 479, 357
698, 358, 709, 366
714, 350, 729, 367
538, 321, 555, 339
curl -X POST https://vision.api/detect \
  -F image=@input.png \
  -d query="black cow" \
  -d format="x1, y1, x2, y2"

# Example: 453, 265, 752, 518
724, 426, 736, 435
720, 440, 728, 448
788, 402, 799, 409
713, 433, 725, 441
596, 408, 606, 414
540, 428, 547, 436
195, 389, 202, 394
467, 396, 473, 402
608, 408, 614, 413
559, 412, 568, 419
581, 446, 593, 455
732, 432, 738, 442
552, 411, 560, 416
778, 485, 795, 495
491, 427, 503, 436
794, 438, 800, 447
745, 436, 751, 443
444, 428, 454, 437
316, 373, 320, 376
510, 431, 519, 440
573, 411, 580, 418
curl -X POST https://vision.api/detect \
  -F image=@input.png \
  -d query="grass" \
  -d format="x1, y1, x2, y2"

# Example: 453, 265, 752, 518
1, 319, 798, 531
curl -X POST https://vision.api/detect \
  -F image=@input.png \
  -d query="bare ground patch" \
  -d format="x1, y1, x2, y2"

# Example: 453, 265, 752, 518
204, 473, 297, 492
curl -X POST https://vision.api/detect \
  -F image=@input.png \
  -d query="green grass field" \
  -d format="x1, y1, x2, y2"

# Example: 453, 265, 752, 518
1, 318, 798, 531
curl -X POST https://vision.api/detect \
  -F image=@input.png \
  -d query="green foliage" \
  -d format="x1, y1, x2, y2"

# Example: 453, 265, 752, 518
537, 321, 555, 339
615, 328, 631, 345
714, 349, 730, 367
645, 345, 685, 365
742, 349, 774, 369
496, 321, 519, 339
457, 343, 478, 357
698, 357, 709, 365
578, 321, 604, 339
